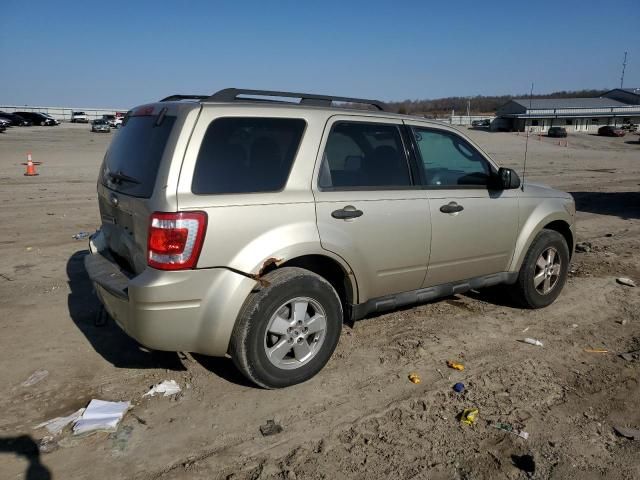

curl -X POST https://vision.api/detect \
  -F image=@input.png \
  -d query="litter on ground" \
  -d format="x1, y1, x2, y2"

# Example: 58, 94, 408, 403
522, 338, 543, 347
447, 360, 464, 371
259, 419, 283, 436
34, 408, 85, 435
21, 369, 49, 387
613, 426, 640, 440
73, 399, 130, 435
616, 277, 636, 287
143, 380, 181, 397
460, 408, 479, 425
493, 422, 529, 440
408, 372, 421, 384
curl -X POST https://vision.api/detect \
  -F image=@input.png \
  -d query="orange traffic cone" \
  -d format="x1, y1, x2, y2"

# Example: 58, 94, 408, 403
24, 152, 39, 176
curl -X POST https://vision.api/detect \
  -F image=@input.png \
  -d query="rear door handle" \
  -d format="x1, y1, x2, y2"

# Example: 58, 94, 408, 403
439, 202, 464, 214
331, 205, 364, 220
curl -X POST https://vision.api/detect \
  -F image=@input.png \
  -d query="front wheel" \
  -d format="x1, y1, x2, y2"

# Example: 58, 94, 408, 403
230, 267, 343, 388
508, 229, 570, 308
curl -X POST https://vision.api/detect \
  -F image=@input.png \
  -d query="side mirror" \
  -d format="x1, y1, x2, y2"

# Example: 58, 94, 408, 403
493, 167, 521, 190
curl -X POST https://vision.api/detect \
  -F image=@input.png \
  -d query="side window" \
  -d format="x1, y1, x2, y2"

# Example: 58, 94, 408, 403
412, 128, 491, 187
319, 122, 411, 189
192, 117, 305, 194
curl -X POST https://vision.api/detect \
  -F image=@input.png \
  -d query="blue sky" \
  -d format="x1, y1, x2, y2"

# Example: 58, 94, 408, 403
1, 0, 639, 108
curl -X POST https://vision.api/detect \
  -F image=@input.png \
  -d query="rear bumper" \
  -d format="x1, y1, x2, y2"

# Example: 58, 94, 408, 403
84, 251, 256, 356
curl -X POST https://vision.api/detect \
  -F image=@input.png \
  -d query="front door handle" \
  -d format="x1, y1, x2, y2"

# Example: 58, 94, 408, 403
331, 205, 364, 220
439, 202, 464, 214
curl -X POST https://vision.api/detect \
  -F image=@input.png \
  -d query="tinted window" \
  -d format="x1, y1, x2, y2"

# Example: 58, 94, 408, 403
412, 128, 491, 187
192, 117, 305, 194
319, 122, 411, 189
100, 115, 176, 198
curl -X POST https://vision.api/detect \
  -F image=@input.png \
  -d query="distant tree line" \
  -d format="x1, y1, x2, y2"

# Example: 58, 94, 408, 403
385, 89, 609, 116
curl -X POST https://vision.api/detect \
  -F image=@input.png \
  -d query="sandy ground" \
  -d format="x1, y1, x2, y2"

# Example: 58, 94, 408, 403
0, 123, 639, 480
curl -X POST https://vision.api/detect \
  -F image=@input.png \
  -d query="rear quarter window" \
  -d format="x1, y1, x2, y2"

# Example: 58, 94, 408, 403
100, 115, 176, 198
191, 117, 306, 194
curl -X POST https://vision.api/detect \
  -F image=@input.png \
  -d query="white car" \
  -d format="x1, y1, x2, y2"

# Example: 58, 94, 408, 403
71, 111, 89, 123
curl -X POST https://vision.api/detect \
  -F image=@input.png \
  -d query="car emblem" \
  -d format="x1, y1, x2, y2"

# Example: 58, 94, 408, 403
109, 193, 119, 207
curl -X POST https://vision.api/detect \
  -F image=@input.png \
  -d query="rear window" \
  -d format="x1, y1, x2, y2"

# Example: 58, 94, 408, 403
100, 115, 176, 198
192, 117, 306, 194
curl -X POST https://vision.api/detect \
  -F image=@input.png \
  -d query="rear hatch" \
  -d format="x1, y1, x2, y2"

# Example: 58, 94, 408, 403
97, 107, 179, 275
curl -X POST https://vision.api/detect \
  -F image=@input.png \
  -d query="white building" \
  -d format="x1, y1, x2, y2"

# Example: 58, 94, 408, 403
494, 88, 640, 133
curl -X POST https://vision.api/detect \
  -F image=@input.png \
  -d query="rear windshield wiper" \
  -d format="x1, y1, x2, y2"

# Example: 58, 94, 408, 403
108, 170, 141, 185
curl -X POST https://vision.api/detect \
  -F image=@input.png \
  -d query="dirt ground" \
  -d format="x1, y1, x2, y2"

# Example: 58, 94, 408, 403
0, 123, 639, 480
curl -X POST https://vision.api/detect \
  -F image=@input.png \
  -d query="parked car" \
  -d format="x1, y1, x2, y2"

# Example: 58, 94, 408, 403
41, 113, 60, 125
14, 112, 57, 126
85, 88, 576, 388
547, 127, 567, 138
471, 119, 490, 128
91, 119, 111, 133
621, 123, 638, 132
0, 112, 32, 126
102, 114, 123, 128
71, 111, 89, 123
0, 121, 6, 133
598, 125, 625, 137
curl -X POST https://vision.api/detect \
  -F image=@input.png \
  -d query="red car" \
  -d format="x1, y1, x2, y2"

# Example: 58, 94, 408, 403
598, 126, 625, 137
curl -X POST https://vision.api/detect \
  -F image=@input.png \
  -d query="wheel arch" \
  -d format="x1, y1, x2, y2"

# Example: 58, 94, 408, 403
263, 254, 357, 320
509, 209, 574, 272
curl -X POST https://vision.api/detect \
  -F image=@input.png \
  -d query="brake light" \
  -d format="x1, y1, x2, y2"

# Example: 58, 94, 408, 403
147, 212, 207, 270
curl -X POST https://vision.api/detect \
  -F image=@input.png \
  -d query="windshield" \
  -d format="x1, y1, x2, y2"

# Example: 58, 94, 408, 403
100, 114, 176, 198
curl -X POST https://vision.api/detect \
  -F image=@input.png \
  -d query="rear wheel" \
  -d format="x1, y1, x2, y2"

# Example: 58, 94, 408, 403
508, 229, 569, 308
230, 267, 343, 388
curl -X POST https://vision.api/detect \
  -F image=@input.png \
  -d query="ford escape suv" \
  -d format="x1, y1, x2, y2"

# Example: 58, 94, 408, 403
85, 88, 575, 388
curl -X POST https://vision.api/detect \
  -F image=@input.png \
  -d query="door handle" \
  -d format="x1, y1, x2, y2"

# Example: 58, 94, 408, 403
439, 202, 464, 214
331, 205, 364, 220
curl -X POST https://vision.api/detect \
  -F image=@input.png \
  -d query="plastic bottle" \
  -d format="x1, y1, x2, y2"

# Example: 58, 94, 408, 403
523, 338, 543, 347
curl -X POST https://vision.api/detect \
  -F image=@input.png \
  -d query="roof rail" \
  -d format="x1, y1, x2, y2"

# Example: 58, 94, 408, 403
159, 94, 209, 102
204, 88, 388, 111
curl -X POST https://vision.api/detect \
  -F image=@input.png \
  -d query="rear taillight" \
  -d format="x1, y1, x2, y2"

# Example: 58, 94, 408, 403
147, 212, 207, 270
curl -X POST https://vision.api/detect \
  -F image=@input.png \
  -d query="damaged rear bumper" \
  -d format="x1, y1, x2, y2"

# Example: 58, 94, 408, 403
84, 249, 256, 356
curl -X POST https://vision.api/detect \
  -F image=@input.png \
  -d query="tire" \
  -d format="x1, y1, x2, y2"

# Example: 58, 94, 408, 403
508, 229, 570, 308
230, 267, 343, 389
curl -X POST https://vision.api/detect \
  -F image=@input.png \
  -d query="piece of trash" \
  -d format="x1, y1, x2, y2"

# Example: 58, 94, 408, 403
436, 368, 445, 379
616, 277, 636, 287
143, 380, 181, 397
575, 242, 592, 253
522, 326, 530, 333
453, 382, 465, 393
584, 348, 608, 353
21, 369, 49, 387
460, 408, 479, 425
259, 419, 283, 436
38, 436, 59, 454
613, 426, 640, 440
494, 422, 529, 440
523, 338, 543, 347
34, 408, 85, 435
447, 360, 464, 371
616, 318, 628, 326
512, 454, 535, 474
571, 324, 579, 328
619, 350, 639, 362
73, 399, 130, 435
408, 372, 421, 384
72, 231, 91, 240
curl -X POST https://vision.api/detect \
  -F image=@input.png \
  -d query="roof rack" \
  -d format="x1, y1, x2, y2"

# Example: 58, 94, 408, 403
206, 88, 388, 111
159, 94, 209, 102
158, 88, 387, 111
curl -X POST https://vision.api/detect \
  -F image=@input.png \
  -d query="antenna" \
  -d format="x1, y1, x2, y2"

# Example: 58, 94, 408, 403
620, 51, 628, 88
521, 82, 534, 191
